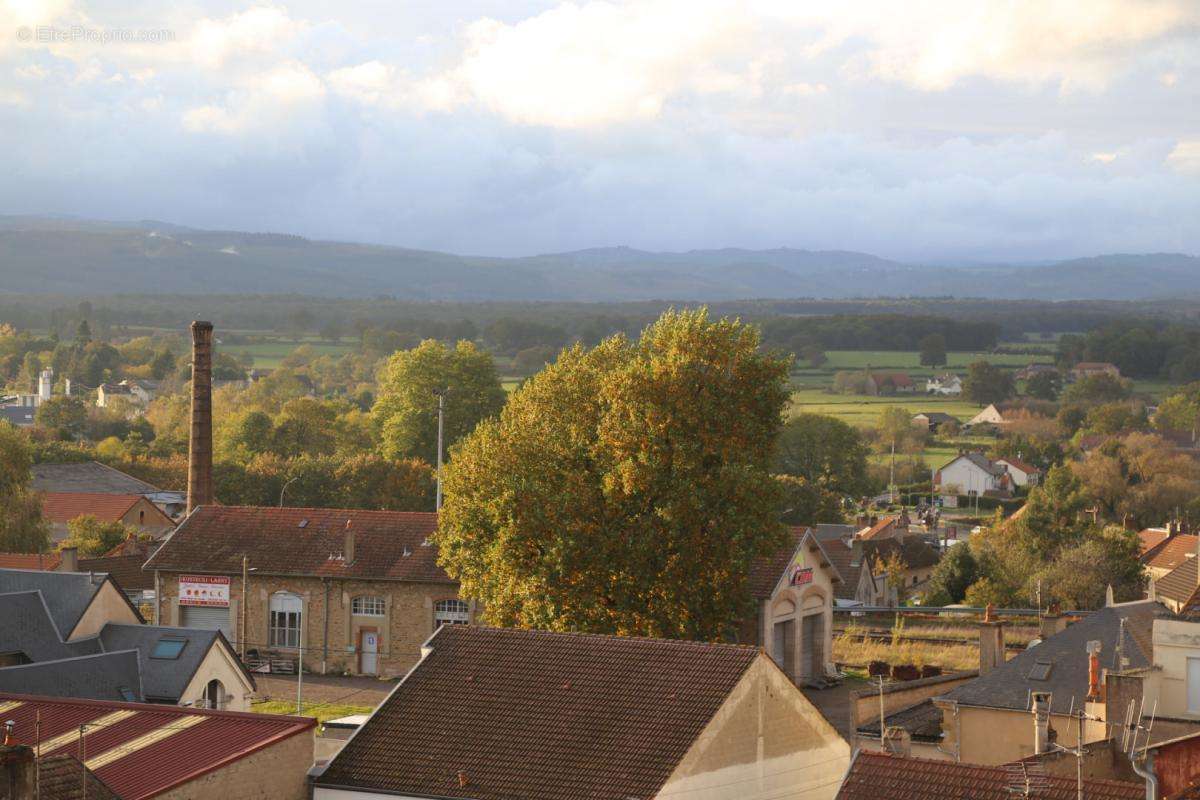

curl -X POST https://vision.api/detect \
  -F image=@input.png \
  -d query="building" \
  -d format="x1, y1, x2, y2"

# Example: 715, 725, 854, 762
41, 491, 176, 542
864, 371, 916, 396
0, 539, 157, 605
835, 751, 1145, 800
311, 625, 851, 800
1143, 533, 1198, 582
1071, 362, 1122, 381
993, 455, 1042, 487
0, 693, 316, 800
0, 406, 35, 427
96, 382, 134, 407
965, 403, 1008, 428
1152, 554, 1200, 614
0, 568, 255, 710
911, 411, 959, 432
0, 743, 121, 800
144, 506, 473, 678
820, 536, 890, 606
934, 452, 1011, 496
31, 461, 186, 520
744, 526, 841, 686
856, 513, 910, 541
850, 671, 980, 760
925, 374, 962, 396
862, 537, 942, 597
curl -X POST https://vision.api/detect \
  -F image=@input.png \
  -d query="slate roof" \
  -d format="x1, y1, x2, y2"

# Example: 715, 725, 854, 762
41, 493, 154, 525
821, 537, 864, 601
36, 754, 123, 800
0, 406, 35, 426
855, 698, 943, 743
836, 751, 1145, 800
315, 625, 761, 800
0, 569, 116, 636
938, 601, 1166, 714
1145, 535, 1198, 572
913, 412, 957, 424
146, 506, 450, 582
0, 651, 143, 702
0, 591, 100, 662
98, 624, 253, 702
30, 462, 160, 495
862, 537, 941, 571
0, 693, 315, 800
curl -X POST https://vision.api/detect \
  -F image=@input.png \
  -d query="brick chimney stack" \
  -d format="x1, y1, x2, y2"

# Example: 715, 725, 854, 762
187, 321, 214, 514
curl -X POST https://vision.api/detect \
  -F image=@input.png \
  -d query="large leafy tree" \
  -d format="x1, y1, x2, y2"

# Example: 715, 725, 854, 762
0, 424, 50, 553
372, 340, 507, 464
773, 413, 869, 496
918, 333, 947, 368
437, 308, 792, 640
963, 361, 1015, 405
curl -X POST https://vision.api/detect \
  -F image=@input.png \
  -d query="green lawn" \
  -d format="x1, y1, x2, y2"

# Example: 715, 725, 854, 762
789, 387, 985, 427
232, 340, 356, 369
251, 700, 374, 722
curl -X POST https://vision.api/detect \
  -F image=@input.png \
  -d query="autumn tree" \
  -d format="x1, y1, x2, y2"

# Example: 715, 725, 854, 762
775, 474, 845, 525
0, 424, 50, 553
61, 515, 140, 558
1064, 373, 1131, 405
1025, 371, 1062, 401
923, 544, 979, 606
962, 361, 1015, 405
437, 308, 792, 640
773, 413, 869, 497
372, 340, 507, 464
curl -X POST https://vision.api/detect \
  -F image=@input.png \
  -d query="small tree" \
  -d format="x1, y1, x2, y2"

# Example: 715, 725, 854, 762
61, 515, 139, 558
874, 550, 909, 606
923, 544, 979, 605
918, 333, 947, 368
1064, 373, 1132, 405
1026, 371, 1061, 401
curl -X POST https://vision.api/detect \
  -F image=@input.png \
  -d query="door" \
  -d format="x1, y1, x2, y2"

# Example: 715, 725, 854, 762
802, 613, 825, 681
359, 628, 379, 676
771, 619, 796, 679
180, 605, 233, 640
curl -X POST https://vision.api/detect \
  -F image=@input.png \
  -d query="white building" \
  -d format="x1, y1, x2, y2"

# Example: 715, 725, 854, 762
935, 452, 1010, 496
926, 374, 962, 395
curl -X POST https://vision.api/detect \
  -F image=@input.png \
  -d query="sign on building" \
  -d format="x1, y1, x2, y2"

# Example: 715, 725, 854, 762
179, 575, 230, 607
790, 566, 814, 586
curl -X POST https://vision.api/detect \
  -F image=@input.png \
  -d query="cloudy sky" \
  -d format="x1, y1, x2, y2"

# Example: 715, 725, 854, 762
1, 0, 1198, 261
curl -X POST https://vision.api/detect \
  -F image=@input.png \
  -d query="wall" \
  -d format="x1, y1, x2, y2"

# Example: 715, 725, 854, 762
1144, 618, 1200, 719
758, 538, 836, 684
179, 640, 256, 712
70, 578, 140, 639
934, 703, 1106, 765
119, 498, 175, 537
156, 726, 314, 800
938, 460, 996, 496
656, 657, 851, 800
157, 572, 471, 678
851, 672, 978, 733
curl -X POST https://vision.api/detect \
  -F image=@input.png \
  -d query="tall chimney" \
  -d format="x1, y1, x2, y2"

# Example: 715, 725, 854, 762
344, 520, 355, 564
979, 606, 1006, 675
187, 321, 214, 514
1032, 691, 1053, 755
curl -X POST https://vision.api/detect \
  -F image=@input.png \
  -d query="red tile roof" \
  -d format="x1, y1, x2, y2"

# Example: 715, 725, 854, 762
837, 752, 1145, 800
1145, 535, 1198, 571
40, 493, 160, 525
0, 552, 61, 570
316, 625, 761, 800
145, 506, 451, 582
996, 456, 1041, 476
0, 693, 314, 800
1140, 528, 1172, 556
858, 516, 899, 540
746, 526, 843, 599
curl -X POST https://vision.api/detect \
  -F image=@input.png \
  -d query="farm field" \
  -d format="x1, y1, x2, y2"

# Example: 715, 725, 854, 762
227, 339, 356, 368
789, 387, 983, 426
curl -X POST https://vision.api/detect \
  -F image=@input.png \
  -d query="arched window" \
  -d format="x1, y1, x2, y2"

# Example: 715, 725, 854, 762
434, 599, 469, 628
352, 596, 386, 616
269, 592, 302, 648
204, 679, 226, 710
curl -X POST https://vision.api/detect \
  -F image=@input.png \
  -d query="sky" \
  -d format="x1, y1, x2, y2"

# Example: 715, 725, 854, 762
1, 0, 1198, 262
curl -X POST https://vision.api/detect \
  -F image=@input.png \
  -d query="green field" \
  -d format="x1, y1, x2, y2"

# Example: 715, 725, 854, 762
789, 387, 983, 425
232, 340, 356, 368
791, 348, 1052, 389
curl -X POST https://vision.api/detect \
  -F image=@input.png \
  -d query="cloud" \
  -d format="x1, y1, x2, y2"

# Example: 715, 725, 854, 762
1168, 140, 1200, 174
182, 61, 325, 134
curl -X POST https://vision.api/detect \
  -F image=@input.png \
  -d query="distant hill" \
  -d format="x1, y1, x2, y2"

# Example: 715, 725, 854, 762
0, 216, 1196, 301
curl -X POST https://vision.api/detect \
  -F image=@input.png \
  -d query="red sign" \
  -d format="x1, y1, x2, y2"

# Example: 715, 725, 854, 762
179, 574, 231, 607
790, 567, 814, 586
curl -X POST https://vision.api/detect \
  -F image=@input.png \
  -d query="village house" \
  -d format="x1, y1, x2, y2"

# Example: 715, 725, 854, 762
812, 524, 937, 607
311, 625, 851, 800
32, 460, 187, 519
925, 374, 962, 395
1071, 361, 1122, 381
1014, 363, 1060, 381
965, 403, 1008, 428
144, 506, 473, 678
934, 452, 1012, 496
41, 491, 176, 542
96, 381, 133, 407
0, 693, 315, 799
911, 411, 959, 432
0, 568, 255, 710
864, 370, 916, 396
993, 455, 1042, 487
1142, 531, 1198, 582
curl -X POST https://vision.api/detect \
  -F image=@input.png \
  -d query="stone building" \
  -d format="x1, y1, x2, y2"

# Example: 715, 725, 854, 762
144, 506, 473, 678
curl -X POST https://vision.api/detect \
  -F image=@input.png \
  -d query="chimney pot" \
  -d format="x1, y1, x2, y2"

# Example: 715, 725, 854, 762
59, 546, 78, 573
187, 321, 215, 514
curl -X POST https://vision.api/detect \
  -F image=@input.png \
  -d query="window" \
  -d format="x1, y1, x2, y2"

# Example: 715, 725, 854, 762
150, 638, 187, 660
118, 686, 137, 702
352, 596, 386, 616
269, 592, 303, 648
434, 599, 469, 628
1028, 660, 1053, 681
0, 652, 30, 667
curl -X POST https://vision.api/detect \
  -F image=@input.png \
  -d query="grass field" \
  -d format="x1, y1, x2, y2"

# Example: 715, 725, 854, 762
230, 339, 356, 368
789, 387, 984, 425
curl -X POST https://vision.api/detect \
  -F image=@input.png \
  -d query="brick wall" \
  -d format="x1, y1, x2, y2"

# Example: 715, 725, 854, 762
156, 728, 314, 800
156, 572, 473, 678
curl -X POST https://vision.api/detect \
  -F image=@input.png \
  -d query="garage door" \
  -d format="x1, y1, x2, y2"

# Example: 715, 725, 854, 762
180, 605, 233, 640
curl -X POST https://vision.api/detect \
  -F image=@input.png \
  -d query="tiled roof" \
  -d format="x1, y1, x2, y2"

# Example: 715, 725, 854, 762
746, 526, 843, 600
859, 516, 900, 540
1140, 528, 1172, 556
1156, 558, 1200, 608
821, 537, 863, 601
863, 537, 941, 571
145, 506, 451, 583
1145, 535, 1198, 572
836, 752, 1145, 800
996, 456, 1041, 475
79, 554, 153, 592
316, 625, 759, 800
36, 754, 122, 800
41, 493, 144, 524
939, 601, 1166, 714
0, 693, 315, 800
914, 412, 957, 423
0, 552, 62, 570
30, 462, 160, 495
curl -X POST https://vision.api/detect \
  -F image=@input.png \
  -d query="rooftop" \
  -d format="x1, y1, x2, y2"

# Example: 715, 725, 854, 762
315, 625, 760, 800
30, 462, 160, 496
1145, 534, 1198, 573
145, 506, 450, 582
41, 492, 151, 525
0, 693, 314, 800
0, 568, 125, 636
746, 526, 843, 599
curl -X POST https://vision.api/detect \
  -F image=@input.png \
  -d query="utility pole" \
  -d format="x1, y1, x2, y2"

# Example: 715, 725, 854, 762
889, 440, 896, 504
434, 389, 446, 511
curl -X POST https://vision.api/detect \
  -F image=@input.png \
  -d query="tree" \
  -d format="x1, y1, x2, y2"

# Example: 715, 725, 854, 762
874, 549, 909, 605
875, 405, 923, 454
0, 424, 50, 553
1025, 371, 1061, 401
1072, 432, 1200, 528
1034, 527, 1143, 609
372, 340, 507, 464
437, 308, 792, 640
923, 544, 979, 605
1081, 403, 1147, 436
773, 413, 869, 496
1063, 373, 1131, 405
918, 333, 947, 368
34, 396, 88, 439
775, 475, 845, 525
61, 515, 139, 557
962, 361, 1015, 405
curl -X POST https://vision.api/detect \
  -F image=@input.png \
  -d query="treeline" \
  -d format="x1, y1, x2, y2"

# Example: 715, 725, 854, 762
760, 314, 1000, 352
1058, 322, 1200, 380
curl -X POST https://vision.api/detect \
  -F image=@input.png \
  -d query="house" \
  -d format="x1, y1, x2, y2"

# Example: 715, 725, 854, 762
1143, 533, 1198, 581
934, 452, 1011, 496
41, 491, 176, 542
864, 371, 916, 396
1071, 361, 1121, 381
144, 506, 474, 678
911, 411, 958, 432
856, 513, 911, 541
0, 568, 255, 710
835, 751, 1145, 800
120, 378, 160, 405
0, 539, 157, 604
31, 461, 186, 519
0, 693, 316, 800
994, 455, 1042, 487
311, 625, 851, 800
743, 527, 842, 686
0, 406, 35, 427
1015, 363, 1059, 381
966, 403, 1008, 428
925, 374, 962, 396
96, 382, 134, 407
821, 537, 890, 606
862, 537, 942, 597
0, 743, 121, 800
1150, 552, 1200, 614
933, 601, 1167, 765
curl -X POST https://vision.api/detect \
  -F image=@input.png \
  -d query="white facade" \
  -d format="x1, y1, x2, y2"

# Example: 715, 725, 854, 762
994, 459, 1040, 487
936, 455, 1005, 495
926, 375, 962, 395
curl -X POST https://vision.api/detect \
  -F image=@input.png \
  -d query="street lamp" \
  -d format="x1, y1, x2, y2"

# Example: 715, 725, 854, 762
279, 476, 299, 508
